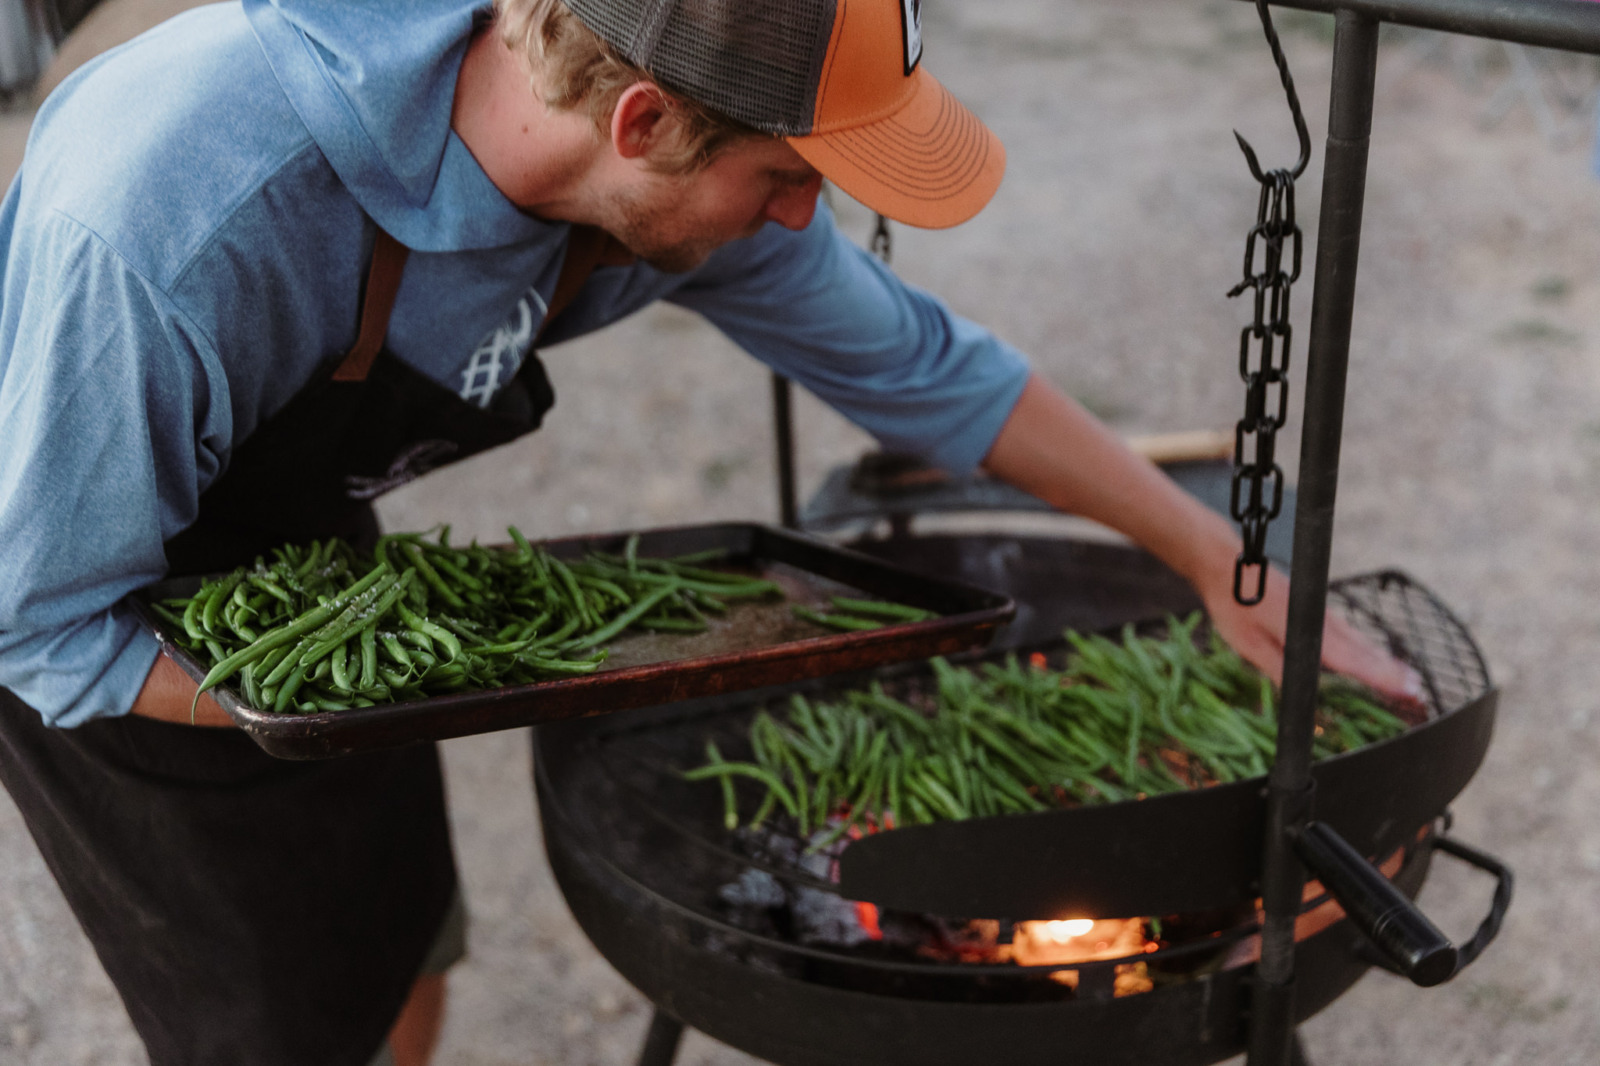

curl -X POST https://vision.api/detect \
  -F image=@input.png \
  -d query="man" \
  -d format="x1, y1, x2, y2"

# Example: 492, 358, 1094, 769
0, 1, 1414, 1063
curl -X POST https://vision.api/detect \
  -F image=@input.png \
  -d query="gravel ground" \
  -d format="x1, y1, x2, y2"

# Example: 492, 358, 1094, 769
2, 1, 1598, 1064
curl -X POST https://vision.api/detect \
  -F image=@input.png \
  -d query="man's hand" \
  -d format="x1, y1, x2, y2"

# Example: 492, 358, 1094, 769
983, 372, 1422, 702
1197, 563, 1423, 702
130, 653, 235, 727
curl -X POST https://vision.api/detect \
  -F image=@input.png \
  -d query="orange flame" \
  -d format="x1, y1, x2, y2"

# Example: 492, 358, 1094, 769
1013, 917, 1153, 966
1013, 916, 1158, 996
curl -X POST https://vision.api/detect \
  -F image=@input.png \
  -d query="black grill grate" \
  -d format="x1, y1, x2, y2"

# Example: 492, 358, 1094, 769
1327, 570, 1490, 717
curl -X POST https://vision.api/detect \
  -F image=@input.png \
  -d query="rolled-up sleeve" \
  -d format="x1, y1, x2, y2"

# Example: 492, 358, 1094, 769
667, 205, 1031, 474
0, 211, 227, 727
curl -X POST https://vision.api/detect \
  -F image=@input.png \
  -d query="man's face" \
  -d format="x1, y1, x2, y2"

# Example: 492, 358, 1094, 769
603, 137, 825, 273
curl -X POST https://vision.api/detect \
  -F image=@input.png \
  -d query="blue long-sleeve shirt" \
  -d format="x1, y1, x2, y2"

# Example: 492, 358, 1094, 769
0, 0, 1029, 727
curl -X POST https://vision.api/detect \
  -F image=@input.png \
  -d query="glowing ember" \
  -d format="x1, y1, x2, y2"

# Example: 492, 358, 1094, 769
1012, 916, 1159, 995
1014, 917, 1152, 966
1040, 918, 1097, 942
854, 901, 884, 941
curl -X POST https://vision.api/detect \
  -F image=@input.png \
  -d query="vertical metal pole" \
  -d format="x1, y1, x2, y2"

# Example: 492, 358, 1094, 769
1246, 10, 1379, 1066
635, 1008, 685, 1066
771, 372, 799, 529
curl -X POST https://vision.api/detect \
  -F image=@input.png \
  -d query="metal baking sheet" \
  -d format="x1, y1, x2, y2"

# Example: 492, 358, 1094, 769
131, 523, 1014, 760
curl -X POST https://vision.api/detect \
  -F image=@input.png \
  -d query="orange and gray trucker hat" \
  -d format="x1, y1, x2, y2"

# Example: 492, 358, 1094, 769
561, 0, 1006, 229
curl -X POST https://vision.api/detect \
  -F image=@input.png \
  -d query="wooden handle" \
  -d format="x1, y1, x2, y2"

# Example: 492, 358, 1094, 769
1125, 429, 1235, 465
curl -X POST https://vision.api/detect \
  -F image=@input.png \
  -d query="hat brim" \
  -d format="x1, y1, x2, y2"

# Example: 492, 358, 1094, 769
786, 69, 1005, 230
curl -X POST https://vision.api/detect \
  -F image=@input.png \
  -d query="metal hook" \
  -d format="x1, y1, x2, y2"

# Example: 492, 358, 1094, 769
870, 213, 893, 265
1232, 0, 1312, 181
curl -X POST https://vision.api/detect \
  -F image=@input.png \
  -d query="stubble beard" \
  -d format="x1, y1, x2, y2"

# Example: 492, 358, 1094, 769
605, 185, 723, 275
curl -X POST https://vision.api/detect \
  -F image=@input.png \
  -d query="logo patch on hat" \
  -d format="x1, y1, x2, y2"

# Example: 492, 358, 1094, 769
900, 0, 923, 75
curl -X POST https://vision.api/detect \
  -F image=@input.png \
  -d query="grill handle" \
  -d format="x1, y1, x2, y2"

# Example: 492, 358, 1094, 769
1294, 821, 1459, 987
1428, 834, 1515, 973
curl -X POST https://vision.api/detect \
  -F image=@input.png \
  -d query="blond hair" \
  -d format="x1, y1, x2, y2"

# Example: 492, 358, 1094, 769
495, 0, 762, 173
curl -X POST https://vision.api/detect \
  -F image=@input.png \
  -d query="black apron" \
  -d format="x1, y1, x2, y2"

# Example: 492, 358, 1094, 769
0, 225, 608, 1066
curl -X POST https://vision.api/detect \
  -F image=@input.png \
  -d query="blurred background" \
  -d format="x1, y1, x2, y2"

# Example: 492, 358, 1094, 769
1, 1, 1598, 1063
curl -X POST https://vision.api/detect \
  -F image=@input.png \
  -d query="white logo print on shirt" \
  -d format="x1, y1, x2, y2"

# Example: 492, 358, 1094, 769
459, 286, 548, 408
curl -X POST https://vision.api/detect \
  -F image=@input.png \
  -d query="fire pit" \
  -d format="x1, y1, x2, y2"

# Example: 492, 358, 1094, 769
532, 535, 1510, 1066
522, 2, 1600, 1058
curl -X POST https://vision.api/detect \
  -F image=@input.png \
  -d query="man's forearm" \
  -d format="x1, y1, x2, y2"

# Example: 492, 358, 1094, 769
981, 372, 1240, 593
129, 652, 235, 727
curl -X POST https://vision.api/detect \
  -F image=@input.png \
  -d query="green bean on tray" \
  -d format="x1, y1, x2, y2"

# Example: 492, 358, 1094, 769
791, 596, 939, 632
685, 613, 1415, 846
153, 528, 794, 717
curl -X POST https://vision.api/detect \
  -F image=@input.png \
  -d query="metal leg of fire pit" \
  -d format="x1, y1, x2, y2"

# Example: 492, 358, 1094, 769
1246, 9, 1380, 1066
771, 372, 799, 530
635, 1008, 685, 1066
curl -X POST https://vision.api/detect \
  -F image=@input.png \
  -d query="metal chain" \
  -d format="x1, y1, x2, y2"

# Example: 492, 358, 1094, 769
1226, 175, 1301, 605
1226, 0, 1312, 607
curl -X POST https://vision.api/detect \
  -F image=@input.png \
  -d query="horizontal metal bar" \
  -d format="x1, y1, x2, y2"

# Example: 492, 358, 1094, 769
1243, 0, 1600, 55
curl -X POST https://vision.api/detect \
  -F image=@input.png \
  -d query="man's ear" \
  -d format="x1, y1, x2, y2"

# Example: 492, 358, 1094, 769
610, 82, 677, 162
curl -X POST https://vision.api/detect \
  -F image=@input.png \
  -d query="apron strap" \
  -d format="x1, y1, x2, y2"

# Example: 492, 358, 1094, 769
332, 224, 617, 384
537, 223, 610, 341
332, 229, 410, 383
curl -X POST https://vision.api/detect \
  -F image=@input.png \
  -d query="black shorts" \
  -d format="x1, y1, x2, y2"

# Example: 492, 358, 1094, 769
0, 688, 459, 1066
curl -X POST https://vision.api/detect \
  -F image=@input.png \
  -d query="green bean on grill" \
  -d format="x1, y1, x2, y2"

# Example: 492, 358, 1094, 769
687, 613, 1415, 844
